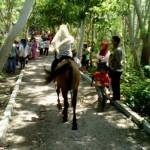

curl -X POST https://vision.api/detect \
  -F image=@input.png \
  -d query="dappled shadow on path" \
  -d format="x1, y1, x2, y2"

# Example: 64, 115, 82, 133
5, 56, 150, 150
6, 84, 150, 149
6, 100, 150, 150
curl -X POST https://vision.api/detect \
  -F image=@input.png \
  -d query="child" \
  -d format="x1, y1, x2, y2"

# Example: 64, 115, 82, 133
91, 68, 111, 111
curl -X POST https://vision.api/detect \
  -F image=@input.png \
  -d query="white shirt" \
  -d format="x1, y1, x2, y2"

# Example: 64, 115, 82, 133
19, 44, 28, 57
97, 50, 110, 66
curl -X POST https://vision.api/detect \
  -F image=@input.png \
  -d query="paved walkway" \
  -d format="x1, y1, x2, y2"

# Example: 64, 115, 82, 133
4, 56, 150, 150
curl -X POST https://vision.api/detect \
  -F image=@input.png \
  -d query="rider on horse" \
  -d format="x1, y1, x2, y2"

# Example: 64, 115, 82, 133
48, 24, 74, 82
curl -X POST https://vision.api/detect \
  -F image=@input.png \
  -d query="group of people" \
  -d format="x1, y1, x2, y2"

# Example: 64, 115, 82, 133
5, 30, 55, 74
49, 24, 123, 103
92, 36, 123, 103
5, 37, 38, 73
6, 23, 123, 104
38, 32, 54, 56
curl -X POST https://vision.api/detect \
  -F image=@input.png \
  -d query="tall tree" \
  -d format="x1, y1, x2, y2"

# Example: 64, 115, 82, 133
133, 0, 150, 65
0, 0, 25, 42
0, 0, 35, 72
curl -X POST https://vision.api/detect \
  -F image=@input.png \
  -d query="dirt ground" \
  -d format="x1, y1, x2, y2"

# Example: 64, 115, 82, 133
0, 69, 21, 120
0, 56, 150, 150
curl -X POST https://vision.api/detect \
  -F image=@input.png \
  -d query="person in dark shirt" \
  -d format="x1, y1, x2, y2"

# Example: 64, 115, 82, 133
109, 36, 123, 101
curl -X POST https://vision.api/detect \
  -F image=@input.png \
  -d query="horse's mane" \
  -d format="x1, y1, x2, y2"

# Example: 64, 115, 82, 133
45, 60, 72, 83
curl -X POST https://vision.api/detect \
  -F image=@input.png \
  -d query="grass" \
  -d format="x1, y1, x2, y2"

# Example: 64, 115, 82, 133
0, 72, 7, 82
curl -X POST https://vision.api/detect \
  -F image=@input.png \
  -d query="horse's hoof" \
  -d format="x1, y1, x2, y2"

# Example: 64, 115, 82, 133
72, 125, 78, 130
96, 107, 104, 112
63, 117, 67, 122
57, 104, 62, 110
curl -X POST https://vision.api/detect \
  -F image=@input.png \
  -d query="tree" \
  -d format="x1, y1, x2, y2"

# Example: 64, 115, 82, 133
0, 0, 35, 72
133, 0, 150, 65
0, 0, 25, 43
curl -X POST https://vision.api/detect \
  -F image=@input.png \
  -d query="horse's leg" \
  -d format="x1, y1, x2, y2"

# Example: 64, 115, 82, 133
72, 89, 78, 130
56, 87, 62, 110
62, 90, 69, 122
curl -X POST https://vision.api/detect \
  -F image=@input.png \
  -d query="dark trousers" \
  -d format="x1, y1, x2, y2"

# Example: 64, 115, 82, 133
20, 57, 26, 69
44, 48, 49, 56
40, 48, 43, 55
7, 57, 16, 73
110, 70, 122, 101
51, 55, 73, 72
96, 86, 107, 108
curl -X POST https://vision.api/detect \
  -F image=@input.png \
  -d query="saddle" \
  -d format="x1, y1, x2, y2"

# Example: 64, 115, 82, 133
56, 59, 71, 70
54, 56, 73, 71
48, 56, 73, 81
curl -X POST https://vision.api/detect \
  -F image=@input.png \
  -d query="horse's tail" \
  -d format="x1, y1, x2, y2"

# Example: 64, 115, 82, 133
44, 66, 51, 74
45, 61, 72, 83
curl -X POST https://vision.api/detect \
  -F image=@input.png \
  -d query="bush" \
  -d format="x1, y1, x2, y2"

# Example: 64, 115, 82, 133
144, 65, 150, 78
87, 65, 97, 74
121, 69, 150, 120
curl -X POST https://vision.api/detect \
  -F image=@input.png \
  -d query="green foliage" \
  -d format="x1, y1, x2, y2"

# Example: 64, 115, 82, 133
87, 65, 97, 74
28, 0, 102, 30
0, 0, 24, 43
0, 72, 6, 81
121, 68, 150, 119
144, 65, 150, 78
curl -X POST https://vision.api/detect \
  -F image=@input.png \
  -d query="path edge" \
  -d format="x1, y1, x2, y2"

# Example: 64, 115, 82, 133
0, 70, 24, 145
80, 71, 150, 135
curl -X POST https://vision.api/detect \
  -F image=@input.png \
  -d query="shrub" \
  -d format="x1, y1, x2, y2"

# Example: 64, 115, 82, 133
121, 69, 150, 120
144, 65, 150, 78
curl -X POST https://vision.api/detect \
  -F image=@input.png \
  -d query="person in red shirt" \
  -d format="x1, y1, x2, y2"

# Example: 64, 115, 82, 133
91, 70, 110, 87
91, 69, 111, 111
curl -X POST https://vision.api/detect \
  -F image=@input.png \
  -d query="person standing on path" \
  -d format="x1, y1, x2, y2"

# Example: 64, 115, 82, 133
44, 37, 49, 56
97, 39, 110, 71
31, 37, 38, 59
109, 36, 123, 101
18, 39, 28, 69
7, 41, 17, 73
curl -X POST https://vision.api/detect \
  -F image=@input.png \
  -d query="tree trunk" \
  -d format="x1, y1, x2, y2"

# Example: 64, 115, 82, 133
125, 15, 141, 69
141, 40, 149, 65
90, 19, 95, 67
141, 21, 150, 65
78, 20, 85, 60
0, 0, 35, 72
133, 0, 150, 65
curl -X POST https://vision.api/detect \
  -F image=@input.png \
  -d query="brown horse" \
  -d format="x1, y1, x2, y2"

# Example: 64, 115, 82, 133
45, 59, 80, 130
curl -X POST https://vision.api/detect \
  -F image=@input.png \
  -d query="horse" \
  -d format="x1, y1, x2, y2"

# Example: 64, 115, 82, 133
45, 59, 80, 130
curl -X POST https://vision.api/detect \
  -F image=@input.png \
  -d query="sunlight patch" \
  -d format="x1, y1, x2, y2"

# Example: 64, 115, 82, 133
8, 135, 26, 144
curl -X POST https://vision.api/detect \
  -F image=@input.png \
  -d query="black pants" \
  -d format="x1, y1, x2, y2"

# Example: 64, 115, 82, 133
44, 48, 49, 56
110, 70, 122, 101
97, 62, 108, 71
51, 55, 73, 72
40, 48, 43, 55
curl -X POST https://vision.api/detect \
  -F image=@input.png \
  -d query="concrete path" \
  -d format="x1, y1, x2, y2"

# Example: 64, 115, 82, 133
4, 56, 150, 150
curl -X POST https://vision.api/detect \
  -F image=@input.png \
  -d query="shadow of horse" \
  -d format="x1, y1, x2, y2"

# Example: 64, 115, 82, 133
45, 59, 80, 130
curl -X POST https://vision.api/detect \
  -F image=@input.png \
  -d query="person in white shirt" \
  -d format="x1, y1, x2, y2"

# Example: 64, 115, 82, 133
39, 37, 44, 55
44, 38, 49, 56
19, 39, 28, 69
50, 24, 74, 72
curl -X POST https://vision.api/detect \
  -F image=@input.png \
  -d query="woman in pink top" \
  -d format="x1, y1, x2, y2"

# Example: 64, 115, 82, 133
31, 37, 37, 59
